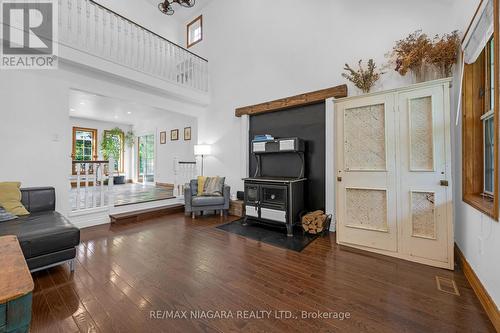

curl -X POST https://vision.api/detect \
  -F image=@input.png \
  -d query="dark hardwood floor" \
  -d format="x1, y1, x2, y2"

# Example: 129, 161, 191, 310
31, 213, 495, 332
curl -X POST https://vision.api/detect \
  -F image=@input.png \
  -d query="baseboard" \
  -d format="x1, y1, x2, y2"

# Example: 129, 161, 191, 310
156, 182, 174, 189
455, 244, 500, 332
71, 179, 133, 187
110, 204, 184, 224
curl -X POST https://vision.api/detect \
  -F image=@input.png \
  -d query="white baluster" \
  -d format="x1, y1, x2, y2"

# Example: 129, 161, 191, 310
76, 163, 81, 211
84, 162, 89, 209
67, 0, 72, 39
108, 158, 114, 207
77, 0, 82, 46
102, 10, 107, 57
109, 14, 114, 60
94, 5, 99, 53
85, 0, 90, 48
92, 163, 97, 208
100, 162, 105, 207
116, 16, 121, 63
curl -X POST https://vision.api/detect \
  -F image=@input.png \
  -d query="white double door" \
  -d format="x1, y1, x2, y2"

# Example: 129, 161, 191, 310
335, 80, 453, 269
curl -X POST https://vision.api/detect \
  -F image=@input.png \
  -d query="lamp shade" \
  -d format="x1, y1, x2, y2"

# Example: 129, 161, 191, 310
194, 144, 211, 156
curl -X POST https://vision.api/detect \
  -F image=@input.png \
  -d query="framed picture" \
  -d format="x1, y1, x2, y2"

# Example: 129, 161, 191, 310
171, 129, 179, 141
184, 127, 192, 141
160, 131, 166, 144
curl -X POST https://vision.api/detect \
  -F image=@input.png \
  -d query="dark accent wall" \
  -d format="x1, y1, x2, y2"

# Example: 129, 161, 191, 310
249, 102, 325, 211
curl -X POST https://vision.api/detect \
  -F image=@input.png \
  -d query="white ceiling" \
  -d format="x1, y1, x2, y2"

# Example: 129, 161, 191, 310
145, 0, 213, 23
69, 90, 170, 125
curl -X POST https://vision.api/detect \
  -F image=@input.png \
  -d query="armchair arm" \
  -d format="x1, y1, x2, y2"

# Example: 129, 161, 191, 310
184, 183, 193, 212
223, 185, 231, 209
20, 187, 55, 213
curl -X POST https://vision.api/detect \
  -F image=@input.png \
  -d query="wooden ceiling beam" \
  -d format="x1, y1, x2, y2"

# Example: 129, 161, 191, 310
235, 84, 348, 117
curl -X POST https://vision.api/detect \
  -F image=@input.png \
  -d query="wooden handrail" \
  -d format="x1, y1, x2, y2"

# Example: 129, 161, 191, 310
72, 160, 109, 164
88, 0, 208, 63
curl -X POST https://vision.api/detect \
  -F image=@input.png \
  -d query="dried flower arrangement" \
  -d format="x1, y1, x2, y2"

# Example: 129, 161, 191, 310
427, 31, 461, 77
342, 59, 384, 94
386, 30, 432, 80
386, 30, 460, 81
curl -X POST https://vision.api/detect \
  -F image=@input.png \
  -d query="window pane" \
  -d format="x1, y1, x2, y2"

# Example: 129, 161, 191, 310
188, 17, 202, 45
484, 117, 495, 193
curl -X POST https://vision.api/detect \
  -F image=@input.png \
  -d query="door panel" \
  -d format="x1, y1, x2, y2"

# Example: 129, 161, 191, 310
138, 135, 155, 183
398, 86, 449, 262
336, 94, 398, 252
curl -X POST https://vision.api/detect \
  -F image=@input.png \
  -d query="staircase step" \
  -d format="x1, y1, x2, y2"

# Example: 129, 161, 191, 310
110, 204, 185, 224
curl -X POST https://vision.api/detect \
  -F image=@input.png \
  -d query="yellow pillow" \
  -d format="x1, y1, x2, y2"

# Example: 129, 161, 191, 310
0, 182, 29, 216
197, 176, 206, 196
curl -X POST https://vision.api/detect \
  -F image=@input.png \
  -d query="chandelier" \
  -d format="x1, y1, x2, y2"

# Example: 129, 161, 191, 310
158, 0, 196, 15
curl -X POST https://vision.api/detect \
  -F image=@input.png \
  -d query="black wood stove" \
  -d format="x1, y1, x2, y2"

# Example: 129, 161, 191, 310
243, 138, 306, 237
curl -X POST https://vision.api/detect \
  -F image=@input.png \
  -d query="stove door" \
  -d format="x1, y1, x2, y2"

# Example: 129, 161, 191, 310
261, 185, 287, 209
244, 183, 260, 205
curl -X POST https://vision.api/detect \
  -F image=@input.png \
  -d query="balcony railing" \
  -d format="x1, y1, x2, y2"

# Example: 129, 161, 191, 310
69, 159, 114, 211
58, 0, 208, 92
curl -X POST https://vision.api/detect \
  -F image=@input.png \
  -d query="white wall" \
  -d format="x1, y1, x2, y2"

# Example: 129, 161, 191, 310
69, 117, 133, 179
179, 0, 500, 307
451, 0, 500, 309
179, 0, 466, 190
133, 112, 197, 185
0, 70, 71, 214
0, 61, 205, 216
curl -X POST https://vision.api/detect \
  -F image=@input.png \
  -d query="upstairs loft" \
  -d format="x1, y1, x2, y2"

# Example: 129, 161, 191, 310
2, 0, 209, 105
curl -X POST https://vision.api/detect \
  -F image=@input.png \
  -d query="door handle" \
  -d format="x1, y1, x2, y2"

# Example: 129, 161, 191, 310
440, 180, 449, 187
337, 177, 342, 182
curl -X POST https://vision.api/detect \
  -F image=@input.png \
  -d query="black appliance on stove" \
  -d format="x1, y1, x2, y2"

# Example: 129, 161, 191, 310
243, 137, 306, 237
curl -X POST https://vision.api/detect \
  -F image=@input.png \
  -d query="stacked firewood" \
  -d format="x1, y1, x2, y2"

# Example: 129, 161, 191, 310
302, 210, 328, 234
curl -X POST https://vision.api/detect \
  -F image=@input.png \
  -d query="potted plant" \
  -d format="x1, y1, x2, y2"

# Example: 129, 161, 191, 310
101, 127, 126, 185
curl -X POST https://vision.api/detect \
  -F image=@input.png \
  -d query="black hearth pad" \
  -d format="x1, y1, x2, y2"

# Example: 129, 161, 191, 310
216, 219, 321, 252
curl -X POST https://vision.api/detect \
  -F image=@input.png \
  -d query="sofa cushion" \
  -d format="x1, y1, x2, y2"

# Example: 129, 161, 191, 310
0, 206, 17, 222
0, 211, 80, 258
197, 176, 206, 195
0, 182, 29, 216
192, 196, 225, 207
201, 176, 225, 196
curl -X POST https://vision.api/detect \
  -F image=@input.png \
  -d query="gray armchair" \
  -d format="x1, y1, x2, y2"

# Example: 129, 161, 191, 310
184, 179, 230, 218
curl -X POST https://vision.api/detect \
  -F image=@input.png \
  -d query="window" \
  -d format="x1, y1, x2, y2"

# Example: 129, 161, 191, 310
187, 15, 202, 48
462, 37, 498, 219
72, 127, 97, 174
103, 130, 125, 173
72, 127, 97, 162
483, 38, 495, 195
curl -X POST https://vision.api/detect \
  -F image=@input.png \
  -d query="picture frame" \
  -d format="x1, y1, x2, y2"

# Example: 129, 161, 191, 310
160, 131, 166, 144
171, 129, 179, 141
184, 127, 192, 141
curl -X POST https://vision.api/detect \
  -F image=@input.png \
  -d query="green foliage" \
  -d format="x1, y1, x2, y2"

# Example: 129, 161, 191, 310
125, 130, 135, 148
100, 127, 123, 174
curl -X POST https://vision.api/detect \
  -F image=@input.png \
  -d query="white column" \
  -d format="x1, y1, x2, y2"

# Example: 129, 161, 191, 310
325, 98, 336, 231
240, 114, 250, 180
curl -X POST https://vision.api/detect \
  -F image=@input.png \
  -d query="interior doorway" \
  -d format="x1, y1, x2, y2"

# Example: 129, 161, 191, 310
138, 134, 155, 184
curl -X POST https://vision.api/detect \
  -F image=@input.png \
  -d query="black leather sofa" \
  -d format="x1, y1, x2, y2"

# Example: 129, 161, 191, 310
0, 187, 80, 272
